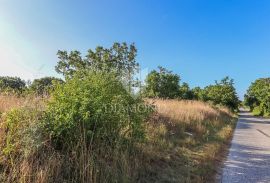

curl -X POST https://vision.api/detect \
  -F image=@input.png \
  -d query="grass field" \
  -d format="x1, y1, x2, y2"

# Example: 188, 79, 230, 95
0, 95, 237, 183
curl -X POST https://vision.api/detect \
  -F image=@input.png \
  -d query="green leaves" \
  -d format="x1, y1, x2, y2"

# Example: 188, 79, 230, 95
55, 42, 138, 82
245, 78, 270, 116
143, 67, 180, 99
44, 71, 148, 149
0, 76, 26, 94
29, 77, 64, 96
202, 77, 239, 111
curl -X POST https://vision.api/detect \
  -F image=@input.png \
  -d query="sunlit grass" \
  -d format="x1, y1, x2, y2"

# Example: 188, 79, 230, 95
141, 99, 237, 182
0, 96, 237, 182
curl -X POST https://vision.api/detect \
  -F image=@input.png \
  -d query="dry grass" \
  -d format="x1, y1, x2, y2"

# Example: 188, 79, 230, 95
0, 95, 25, 113
0, 94, 46, 113
150, 99, 232, 123
141, 99, 237, 182
0, 96, 237, 183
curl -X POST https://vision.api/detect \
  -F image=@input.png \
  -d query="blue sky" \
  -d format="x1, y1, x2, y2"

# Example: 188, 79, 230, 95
1, 0, 270, 99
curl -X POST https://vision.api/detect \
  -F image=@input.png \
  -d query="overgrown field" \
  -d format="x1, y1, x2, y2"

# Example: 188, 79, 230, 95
0, 94, 237, 183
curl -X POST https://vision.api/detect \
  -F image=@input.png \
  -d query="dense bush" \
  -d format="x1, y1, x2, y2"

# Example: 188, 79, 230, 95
44, 71, 148, 149
0, 71, 151, 182
245, 78, 270, 116
0, 76, 26, 94
29, 77, 64, 96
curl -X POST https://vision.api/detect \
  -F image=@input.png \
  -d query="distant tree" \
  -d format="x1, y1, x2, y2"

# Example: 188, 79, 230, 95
191, 87, 202, 100
143, 66, 180, 99
29, 77, 64, 95
0, 76, 26, 93
179, 82, 194, 100
202, 77, 239, 110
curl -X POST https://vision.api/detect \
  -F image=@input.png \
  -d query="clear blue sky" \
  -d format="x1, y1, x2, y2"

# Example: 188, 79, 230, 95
1, 0, 270, 99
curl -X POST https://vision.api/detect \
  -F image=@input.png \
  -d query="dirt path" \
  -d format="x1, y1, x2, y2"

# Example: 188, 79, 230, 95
219, 110, 270, 183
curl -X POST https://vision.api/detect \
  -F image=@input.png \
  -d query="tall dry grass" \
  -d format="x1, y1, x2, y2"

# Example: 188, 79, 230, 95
0, 96, 237, 183
0, 95, 25, 113
141, 99, 237, 182
0, 95, 141, 183
0, 94, 46, 113
151, 99, 232, 123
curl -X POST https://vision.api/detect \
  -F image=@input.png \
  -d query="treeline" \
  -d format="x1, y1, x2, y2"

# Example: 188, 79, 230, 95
0, 76, 63, 95
1, 62, 240, 112
245, 78, 270, 116
143, 67, 239, 111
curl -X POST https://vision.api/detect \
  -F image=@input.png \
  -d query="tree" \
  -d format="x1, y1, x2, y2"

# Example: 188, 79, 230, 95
191, 87, 203, 100
245, 78, 270, 116
29, 77, 64, 95
179, 82, 194, 100
0, 76, 26, 93
55, 42, 138, 82
143, 66, 180, 99
202, 77, 239, 110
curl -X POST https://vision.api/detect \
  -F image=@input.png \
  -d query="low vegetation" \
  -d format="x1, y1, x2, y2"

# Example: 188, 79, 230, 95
142, 99, 236, 182
0, 95, 236, 182
0, 42, 238, 182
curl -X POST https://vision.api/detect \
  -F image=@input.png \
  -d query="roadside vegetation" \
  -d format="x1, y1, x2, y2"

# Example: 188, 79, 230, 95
244, 78, 270, 116
143, 67, 239, 111
0, 42, 238, 182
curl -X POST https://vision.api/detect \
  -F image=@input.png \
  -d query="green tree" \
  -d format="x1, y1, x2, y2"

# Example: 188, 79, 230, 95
191, 87, 203, 100
29, 77, 64, 95
55, 42, 138, 82
179, 82, 194, 100
143, 66, 180, 99
0, 76, 26, 93
202, 77, 239, 110
245, 78, 270, 116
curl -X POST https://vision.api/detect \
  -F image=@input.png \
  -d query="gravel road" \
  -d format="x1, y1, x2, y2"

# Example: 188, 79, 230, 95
219, 110, 270, 183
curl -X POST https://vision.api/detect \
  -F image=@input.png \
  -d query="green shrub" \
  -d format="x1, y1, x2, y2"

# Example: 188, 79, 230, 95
1, 107, 44, 158
44, 71, 148, 149
252, 106, 262, 116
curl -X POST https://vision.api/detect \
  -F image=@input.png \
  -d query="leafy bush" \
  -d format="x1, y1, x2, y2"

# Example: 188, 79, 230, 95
44, 71, 148, 149
252, 106, 262, 116
1, 108, 44, 157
